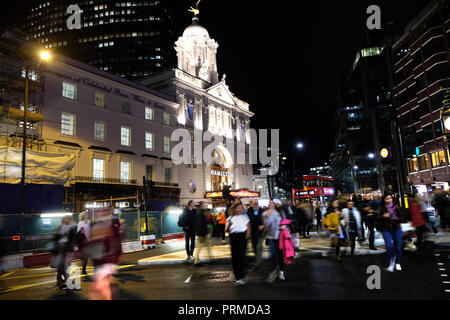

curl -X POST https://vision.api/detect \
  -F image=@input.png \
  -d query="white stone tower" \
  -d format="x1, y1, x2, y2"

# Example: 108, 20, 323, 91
175, 17, 219, 84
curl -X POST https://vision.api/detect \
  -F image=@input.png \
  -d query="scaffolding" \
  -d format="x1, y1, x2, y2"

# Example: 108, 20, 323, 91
0, 36, 45, 152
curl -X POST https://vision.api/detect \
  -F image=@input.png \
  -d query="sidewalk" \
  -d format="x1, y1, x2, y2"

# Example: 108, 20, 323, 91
137, 232, 388, 266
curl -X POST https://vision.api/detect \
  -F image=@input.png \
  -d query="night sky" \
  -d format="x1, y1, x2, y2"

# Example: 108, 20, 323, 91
2, 0, 434, 172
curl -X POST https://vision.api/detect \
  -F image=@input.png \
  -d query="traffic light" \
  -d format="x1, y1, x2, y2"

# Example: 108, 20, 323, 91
401, 126, 417, 158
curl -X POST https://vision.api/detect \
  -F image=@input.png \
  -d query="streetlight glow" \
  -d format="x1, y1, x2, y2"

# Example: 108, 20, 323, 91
368, 153, 375, 159
296, 143, 304, 149
39, 50, 51, 61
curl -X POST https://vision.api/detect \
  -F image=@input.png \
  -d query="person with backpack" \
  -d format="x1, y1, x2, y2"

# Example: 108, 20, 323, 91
178, 200, 197, 260
193, 202, 214, 266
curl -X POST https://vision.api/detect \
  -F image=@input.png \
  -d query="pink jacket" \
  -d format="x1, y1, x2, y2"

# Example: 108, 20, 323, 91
279, 220, 295, 265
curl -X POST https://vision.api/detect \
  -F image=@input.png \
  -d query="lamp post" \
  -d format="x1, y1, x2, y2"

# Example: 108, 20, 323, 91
21, 50, 51, 214
292, 142, 304, 178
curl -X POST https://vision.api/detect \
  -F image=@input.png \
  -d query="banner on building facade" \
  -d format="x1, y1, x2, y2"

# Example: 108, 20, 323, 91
0, 147, 76, 185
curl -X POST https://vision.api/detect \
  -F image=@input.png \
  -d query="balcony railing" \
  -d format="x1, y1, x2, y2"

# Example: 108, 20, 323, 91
148, 181, 180, 188
73, 176, 137, 185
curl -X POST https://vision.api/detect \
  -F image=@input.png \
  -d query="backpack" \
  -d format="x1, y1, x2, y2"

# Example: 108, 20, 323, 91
178, 210, 188, 228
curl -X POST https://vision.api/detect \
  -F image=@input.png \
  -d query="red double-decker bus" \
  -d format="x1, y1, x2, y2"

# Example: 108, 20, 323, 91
292, 175, 335, 200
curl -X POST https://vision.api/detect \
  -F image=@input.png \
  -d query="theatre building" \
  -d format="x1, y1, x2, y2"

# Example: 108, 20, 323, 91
142, 16, 257, 207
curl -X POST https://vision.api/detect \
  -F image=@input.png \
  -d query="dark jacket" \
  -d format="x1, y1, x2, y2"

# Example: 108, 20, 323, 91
195, 208, 209, 237
178, 207, 197, 232
377, 204, 403, 232
246, 207, 264, 236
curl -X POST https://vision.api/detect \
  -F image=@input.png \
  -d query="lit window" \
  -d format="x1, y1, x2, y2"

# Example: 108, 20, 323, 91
145, 107, 154, 120
164, 136, 170, 153
145, 132, 154, 151
94, 121, 105, 141
163, 112, 170, 125
120, 161, 130, 183
93, 158, 104, 180
62, 82, 76, 99
121, 126, 131, 146
61, 112, 75, 136
431, 150, 446, 168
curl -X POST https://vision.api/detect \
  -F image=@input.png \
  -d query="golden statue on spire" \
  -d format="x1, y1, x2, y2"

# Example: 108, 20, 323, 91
189, 0, 202, 17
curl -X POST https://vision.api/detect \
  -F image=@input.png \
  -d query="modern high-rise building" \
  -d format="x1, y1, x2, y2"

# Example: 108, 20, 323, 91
331, 45, 397, 195
392, 0, 450, 197
23, 0, 176, 81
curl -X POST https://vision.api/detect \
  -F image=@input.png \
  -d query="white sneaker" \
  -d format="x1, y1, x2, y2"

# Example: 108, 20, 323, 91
279, 271, 285, 280
395, 264, 402, 271
385, 263, 395, 273
235, 278, 248, 285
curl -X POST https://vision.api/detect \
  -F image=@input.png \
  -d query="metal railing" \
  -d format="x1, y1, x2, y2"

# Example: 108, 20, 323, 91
73, 176, 137, 185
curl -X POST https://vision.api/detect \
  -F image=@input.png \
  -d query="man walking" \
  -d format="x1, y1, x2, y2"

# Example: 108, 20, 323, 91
178, 200, 197, 260
193, 202, 214, 266
246, 200, 264, 267
342, 200, 362, 256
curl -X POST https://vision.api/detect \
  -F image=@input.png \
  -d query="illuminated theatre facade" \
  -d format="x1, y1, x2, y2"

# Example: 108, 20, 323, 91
142, 17, 257, 206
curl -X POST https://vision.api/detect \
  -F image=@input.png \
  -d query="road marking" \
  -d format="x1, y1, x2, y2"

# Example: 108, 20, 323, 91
3, 272, 56, 280
0, 271, 16, 279
0, 264, 135, 294
184, 275, 192, 283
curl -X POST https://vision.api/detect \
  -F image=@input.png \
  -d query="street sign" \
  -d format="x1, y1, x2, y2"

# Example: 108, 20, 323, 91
380, 148, 389, 158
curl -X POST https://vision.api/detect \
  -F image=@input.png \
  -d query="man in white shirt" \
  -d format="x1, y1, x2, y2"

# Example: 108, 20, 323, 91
341, 200, 362, 256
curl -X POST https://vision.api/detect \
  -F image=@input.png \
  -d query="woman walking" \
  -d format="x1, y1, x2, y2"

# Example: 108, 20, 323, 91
225, 201, 251, 285
52, 216, 77, 289
314, 201, 323, 233
264, 200, 286, 282
377, 194, 403, 272
323, 199, 344, 261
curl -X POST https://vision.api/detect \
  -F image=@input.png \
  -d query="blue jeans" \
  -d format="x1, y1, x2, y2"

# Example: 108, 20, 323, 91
185, 230, 196, 257
268, 239, 284, 271
383, 228, 402, 265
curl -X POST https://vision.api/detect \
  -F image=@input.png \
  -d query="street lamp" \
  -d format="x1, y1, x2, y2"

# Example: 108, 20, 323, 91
292, 142, 304, 180
368, 153, 375, 159
21, 50, 51, 214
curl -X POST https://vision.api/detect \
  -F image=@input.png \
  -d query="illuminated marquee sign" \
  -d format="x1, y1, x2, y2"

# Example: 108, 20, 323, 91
211, 170, 233, 177
205, 192, 223, 198
204, 189, 260, 199
230, 190, 260, 198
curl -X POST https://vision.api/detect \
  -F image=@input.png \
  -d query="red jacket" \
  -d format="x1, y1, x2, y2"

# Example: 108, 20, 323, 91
279, 227, 295, 265
410, 202, 426, 227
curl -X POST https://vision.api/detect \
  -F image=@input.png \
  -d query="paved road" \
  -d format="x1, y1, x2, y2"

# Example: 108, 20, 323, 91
1, 243, 449, 300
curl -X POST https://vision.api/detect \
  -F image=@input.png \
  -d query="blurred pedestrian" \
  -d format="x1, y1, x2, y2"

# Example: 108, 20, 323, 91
88, 207, 122, 300
409, 195, 427, 246
313, 201, 323, 233
225, 201, 251, 285
342, 200, 362, 256
264, 200, 286, 282
178, 200, 197, 260
194, 202, 214, 266
246, 199, 264, 267
323, 199, 343, 261
377, 194, 403, 272
215, 210, 227, 244
77, 212, 91, 275
432, 189, 449, 232
51, 215, 77, 290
